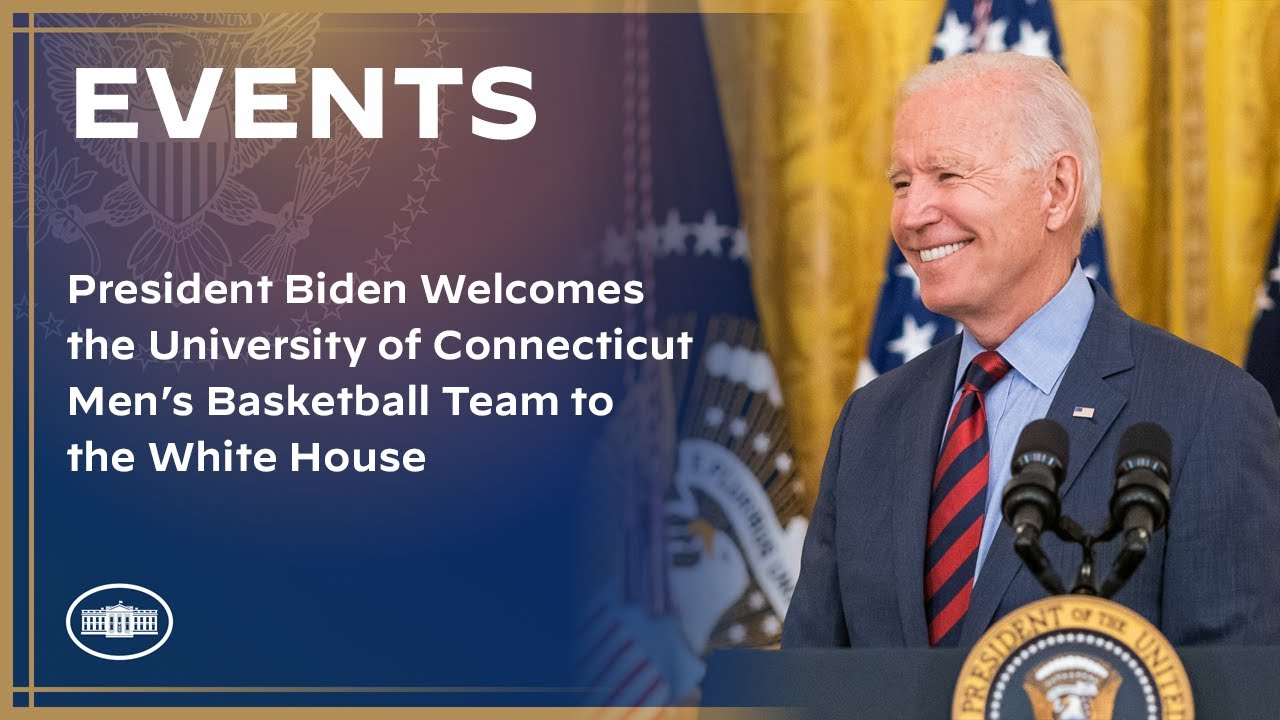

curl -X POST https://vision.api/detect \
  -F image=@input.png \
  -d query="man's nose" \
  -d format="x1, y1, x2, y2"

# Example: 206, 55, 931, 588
895, 183, 944, 233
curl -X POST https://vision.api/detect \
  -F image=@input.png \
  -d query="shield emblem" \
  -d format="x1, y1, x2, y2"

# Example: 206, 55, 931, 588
127, 102, 232, 223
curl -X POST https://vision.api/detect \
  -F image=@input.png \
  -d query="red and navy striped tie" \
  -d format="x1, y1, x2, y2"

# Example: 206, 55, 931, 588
925, 350, 1012, 646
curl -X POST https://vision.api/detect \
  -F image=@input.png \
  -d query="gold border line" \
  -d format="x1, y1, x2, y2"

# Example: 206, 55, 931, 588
0, 2, 794, 12
15, 686, 594, 692
18, 27, 509, 33
0, 9, 15, 714
0, 708, 790, 720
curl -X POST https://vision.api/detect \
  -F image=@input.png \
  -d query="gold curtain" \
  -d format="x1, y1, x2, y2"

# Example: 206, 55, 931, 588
704, 0, 1280, 509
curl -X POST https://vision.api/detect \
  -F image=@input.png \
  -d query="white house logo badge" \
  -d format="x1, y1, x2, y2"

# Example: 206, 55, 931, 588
953, 595, 1192, 720
66, 583, 173, 660
80, 601, 158, 638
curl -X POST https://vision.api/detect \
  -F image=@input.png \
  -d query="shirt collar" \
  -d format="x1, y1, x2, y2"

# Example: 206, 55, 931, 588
954, 262, 1096, 395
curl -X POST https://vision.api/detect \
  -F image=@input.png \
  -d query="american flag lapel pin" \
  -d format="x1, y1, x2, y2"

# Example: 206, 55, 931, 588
1073, 406, 1095, 419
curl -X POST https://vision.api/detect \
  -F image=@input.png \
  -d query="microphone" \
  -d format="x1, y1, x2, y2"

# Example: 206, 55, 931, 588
1110, 422, 1172, 541
1002, 419, 1070, 538
1002, 419, 1070, 595
1099, 422, 1172, 598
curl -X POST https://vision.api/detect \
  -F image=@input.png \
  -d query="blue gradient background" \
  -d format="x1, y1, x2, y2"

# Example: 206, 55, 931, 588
16, 13, 639, 704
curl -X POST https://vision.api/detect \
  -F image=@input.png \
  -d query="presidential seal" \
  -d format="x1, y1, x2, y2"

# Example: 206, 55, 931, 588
953, 595, 1192, 720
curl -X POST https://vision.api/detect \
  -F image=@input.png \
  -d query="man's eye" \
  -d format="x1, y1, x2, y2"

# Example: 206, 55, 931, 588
939, 172, 959, 181
893, 181, 910, 191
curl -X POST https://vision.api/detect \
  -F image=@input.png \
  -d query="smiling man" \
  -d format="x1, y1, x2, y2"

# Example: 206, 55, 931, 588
783, 52, 1280, 649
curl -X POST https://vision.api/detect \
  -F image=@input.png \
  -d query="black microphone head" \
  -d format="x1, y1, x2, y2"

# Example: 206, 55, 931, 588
1011, 419, 1069, 486
1113, 422, 1173, 531
1115, 422, 1172, 479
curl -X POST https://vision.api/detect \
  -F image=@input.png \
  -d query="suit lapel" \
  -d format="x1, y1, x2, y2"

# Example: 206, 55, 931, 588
960, 282, 1135, 645
892, 337, 961, 646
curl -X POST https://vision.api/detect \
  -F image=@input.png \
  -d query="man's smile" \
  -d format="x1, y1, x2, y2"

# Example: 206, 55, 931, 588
919, 239, 973, 263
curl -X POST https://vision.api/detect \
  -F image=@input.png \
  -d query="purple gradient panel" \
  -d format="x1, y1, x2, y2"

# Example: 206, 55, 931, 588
27, 14, 630, 696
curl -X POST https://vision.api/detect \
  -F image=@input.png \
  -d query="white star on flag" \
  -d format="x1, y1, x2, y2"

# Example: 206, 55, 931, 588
729, 227, 750, 262
934, 11, 971, 59
855, 357, 880, 390
659, 209, 688, 255
692, 210, 727, 256
1257, 284, 1276, 314
1012, 20, 1053, 58
895, 262, 922, 298
888, 315, 938, 362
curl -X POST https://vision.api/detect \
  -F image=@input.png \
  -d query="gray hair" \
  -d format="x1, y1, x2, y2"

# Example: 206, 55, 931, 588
901, 53, 1102, 232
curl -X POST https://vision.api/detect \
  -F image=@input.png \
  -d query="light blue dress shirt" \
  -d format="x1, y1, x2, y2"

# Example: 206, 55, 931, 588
946, 262, 1095, 578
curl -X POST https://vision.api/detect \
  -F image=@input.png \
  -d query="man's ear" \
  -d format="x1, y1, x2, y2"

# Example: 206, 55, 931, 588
1045, 152, 1083, 233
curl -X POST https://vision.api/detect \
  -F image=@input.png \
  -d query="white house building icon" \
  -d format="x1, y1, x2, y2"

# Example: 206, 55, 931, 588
80, 602, 159, 638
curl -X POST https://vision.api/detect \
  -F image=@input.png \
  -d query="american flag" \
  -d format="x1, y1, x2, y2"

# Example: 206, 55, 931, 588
857, 0, 1114, 388
1245, 207, 1280, 415
577, 13, 805, 710
575, 591, 677, 716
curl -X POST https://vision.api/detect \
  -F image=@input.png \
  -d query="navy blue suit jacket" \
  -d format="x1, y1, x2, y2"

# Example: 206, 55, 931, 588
783, 282, 1280, 648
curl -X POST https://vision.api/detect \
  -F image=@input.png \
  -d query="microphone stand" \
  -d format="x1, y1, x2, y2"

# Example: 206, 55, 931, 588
1017, 512, 1152, 599
1012, 523, 1065, 595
